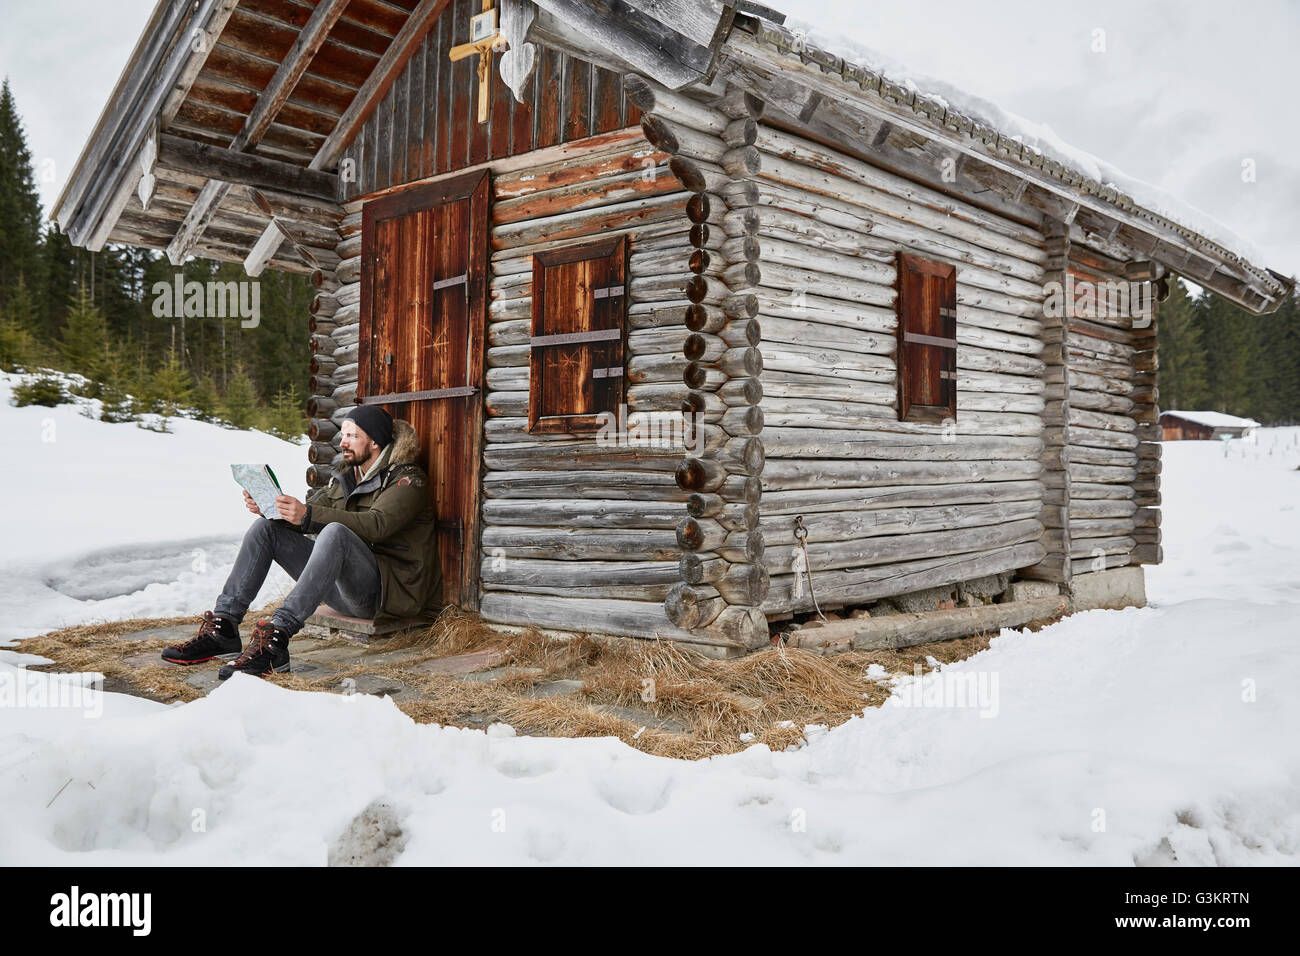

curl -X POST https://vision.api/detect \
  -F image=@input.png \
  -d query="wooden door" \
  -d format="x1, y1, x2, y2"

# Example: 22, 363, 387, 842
359, 168, 489, 610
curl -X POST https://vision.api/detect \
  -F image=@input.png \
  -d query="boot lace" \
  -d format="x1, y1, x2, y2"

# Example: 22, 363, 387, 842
176, 612, 225, 652
230, 622, 278, 667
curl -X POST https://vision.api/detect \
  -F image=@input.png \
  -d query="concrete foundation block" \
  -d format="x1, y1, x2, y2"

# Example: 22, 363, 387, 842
1068, 566, 1147, 612
888, 584, 958, 613
1005, 580, 1061, 603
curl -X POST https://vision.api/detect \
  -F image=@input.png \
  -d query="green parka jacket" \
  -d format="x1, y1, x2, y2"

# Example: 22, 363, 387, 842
292, 418, 442, 618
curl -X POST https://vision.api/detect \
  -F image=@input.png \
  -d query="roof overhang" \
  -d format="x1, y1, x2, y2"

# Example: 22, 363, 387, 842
711, 14, 1293, 315
52, 0, 449, 276
52, 0, 1295, 309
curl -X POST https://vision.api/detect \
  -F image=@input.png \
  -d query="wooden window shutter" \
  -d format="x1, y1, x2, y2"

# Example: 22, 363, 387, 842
896, 252, 958, 423
528, 236, 628, 433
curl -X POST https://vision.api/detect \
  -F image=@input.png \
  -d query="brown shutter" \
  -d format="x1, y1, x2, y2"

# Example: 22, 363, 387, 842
528, 236, 628, 433
897, 252, 958, 423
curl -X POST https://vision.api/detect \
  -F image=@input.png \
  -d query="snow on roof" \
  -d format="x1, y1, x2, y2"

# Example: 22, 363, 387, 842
1161, 410, 1261, 429
776, 14, 1291, 287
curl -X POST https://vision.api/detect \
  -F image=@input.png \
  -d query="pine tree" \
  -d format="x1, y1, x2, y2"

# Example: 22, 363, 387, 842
261, 382, 307, 442
0, 307, 34, 371
12, 375, 67, 408
191, 373, 220, 422
1156, 278, 1207, 411
56, 288, 111, 385
0, 79, 45, 312
221, 363, 259, 429
150, 349, 195, 419
5, 274, 39, 332
40, 224, 78, 342
98, 350, 137, 423
1264, 290, 1300, 425
1195, 292, 1253, 415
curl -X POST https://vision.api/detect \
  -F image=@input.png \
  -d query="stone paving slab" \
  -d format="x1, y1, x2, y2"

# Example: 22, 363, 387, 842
527, 679, 584, 699
119, 624, 195, 643
292, 644, 371, 667
184, 669, 223, 694
60, 632, 690, 737
122, 650, 165, 670
410, 647, 511, 676
596, 704, 688, 734
337, 674, 412, 700
458, 665, 544, 684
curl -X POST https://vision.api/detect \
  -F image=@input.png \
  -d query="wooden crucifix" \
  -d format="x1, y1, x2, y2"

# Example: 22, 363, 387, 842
449, 0, 510, 124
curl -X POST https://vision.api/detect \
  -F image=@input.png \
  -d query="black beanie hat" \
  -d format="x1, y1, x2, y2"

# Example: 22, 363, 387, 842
344, 405, 395, 449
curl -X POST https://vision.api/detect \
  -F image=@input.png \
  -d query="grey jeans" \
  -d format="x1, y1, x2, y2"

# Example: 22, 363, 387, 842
214, 518, 382, 635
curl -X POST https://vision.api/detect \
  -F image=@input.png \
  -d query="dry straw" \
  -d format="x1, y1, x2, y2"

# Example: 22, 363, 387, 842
15, 604, 1002, 760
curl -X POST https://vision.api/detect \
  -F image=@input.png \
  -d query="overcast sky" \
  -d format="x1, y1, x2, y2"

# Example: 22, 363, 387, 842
2, 0, 1297, 278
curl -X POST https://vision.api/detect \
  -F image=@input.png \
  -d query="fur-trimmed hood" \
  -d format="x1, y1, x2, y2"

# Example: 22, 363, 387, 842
383, 418, 420, 467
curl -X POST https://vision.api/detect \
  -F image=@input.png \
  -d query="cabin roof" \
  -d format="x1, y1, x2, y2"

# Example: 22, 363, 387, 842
1160, 410, 1261, 429
51, 0, 445, 276
718, 11, 1293, 314
52, 0, 1295, 311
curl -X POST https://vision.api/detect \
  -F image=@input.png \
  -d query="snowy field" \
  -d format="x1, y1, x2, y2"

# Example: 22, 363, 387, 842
0, 373, 1297, 865
0, 371, 306, 644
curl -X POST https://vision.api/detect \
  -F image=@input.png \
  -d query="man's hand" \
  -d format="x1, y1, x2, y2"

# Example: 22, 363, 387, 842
274, 495, 307, 525
242, 489, 262, 516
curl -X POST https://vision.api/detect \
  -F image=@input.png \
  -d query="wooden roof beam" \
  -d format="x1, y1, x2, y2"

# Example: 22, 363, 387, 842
54, 0, 198, 233
723, 59, 1045, 228
244, 0, 448, 276
529, 0, 730, 89
165, 0, 352, 266
77, 0, 242, 251
158, 135, 339, 203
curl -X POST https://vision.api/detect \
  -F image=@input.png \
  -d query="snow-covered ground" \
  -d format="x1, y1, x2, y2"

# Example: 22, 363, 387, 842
1, 375, 1297, 865
0, 371, 306, 643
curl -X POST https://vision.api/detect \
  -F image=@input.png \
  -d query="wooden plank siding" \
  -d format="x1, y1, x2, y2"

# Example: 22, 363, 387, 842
338, 0, 641, 200
741, 121, 1052, 617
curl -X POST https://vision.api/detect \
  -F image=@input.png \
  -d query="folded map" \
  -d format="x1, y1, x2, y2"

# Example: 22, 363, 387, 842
231, 464, 284, 520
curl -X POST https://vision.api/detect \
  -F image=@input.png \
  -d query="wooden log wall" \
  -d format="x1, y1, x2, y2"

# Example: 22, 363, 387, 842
314, 121, 761, 657
632, 78, 772, 653
336, 0, 641, 201
739, 118, 1051, 616
481, 129, 767, 656
1058, 237, 1162, 577
1023, 222, 1073, 583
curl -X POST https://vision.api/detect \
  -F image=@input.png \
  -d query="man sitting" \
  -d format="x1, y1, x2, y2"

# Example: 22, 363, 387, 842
161, 405, 442, 679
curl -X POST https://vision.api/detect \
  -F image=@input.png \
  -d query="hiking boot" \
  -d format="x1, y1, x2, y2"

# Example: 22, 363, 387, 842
161, 611, 241, 665
218, 620, 291, 680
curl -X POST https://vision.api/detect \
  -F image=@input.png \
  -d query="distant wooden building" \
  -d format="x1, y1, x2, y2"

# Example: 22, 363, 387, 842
1160, 410, 1260, 441
55, 0, 1294, 656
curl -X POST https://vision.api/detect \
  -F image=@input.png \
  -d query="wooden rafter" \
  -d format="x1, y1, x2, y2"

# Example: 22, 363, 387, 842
245, 0, 449, 276
165, 0, 352, 266
74, 0, 242, 251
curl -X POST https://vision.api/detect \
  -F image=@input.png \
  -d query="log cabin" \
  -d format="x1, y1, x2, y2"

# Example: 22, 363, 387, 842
53, 0, 1295, 657
1160, 410, 1260, 442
